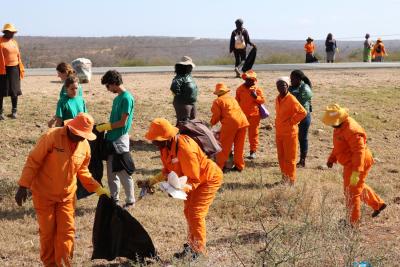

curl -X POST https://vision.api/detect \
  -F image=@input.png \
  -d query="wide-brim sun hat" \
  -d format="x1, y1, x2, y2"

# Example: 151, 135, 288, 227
65, 113, 97, 141
176, 56, 195, 68
213, 82, 230, 96
2, 23, 17, 33
321, 104, 349, 126
145, 118, 179, 141
306, 37, 313, 41
241, 70, 257, 81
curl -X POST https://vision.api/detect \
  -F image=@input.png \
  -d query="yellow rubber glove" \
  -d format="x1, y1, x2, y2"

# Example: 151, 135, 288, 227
148, 172, 165, 186
95, 186, 111, 197
350, 171, 360, 186
96, 123, 112, 132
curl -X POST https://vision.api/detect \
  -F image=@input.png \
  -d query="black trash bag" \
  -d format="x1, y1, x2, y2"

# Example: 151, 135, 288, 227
77, 128, 105, 200
92, 195, 157, 262
242, 47, 257, 72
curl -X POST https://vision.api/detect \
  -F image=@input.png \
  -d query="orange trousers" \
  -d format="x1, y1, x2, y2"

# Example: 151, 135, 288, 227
32, 194, 75, 267
343, 164, 385, 225
276, 134, 298, 182
183, 173, 222, 253
246, 116, 260, 152
216, 126, 247, 170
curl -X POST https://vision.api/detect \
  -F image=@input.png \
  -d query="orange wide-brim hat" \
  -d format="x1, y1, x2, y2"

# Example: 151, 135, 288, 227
241, 70, 257, 81
321, 104, 349, 126
145, 118, 179, 141
65, 113, 97, 141
213, 82, 230, 96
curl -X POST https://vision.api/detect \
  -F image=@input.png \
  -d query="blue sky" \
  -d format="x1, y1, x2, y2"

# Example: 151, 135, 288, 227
3, 0, 400, 40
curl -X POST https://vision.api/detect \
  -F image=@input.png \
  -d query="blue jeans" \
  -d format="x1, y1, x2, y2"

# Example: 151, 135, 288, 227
298, 113, 311, 158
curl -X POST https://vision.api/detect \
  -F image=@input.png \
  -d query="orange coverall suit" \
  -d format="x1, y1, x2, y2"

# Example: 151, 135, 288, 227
235, 84, 265, 152
18, 127, 101, 267
210, 94, 249, 170
159, 135, 223, 253
327, 117, 385, 225
275, 93, 307, 182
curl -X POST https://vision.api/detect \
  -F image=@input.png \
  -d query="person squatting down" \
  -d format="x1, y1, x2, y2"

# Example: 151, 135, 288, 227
138, 118, 223, 260
322, 104, 386, 226
275, 77, 307, 185
235, 70, 265, 160
15, 113, 110, 267
97, 70, 136, 208
210, 82, 249, 173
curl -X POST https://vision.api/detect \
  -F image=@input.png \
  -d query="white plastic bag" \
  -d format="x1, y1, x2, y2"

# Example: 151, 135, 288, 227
71, 58, 92, 83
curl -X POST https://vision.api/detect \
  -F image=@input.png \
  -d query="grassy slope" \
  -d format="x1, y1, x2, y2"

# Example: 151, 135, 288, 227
0, 69, 399, 266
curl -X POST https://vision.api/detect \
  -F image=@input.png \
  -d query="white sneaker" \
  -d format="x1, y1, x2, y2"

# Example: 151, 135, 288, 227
248, 152, 256, 159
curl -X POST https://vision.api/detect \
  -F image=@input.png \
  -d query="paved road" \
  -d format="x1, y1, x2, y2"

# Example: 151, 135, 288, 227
25, 62, 400, 76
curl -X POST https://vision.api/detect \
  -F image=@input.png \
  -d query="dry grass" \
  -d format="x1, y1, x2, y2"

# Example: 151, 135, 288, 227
0, 69, 400, 266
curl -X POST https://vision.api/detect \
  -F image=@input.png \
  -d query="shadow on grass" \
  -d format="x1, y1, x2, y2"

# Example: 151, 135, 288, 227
50, 80, 62, 84
135, 168, 162, 176
208, 231, 265, 246
0, 206, 36, 221
130, 139, 158, 152
221, 182, 264, 191
246, 161, 279, 168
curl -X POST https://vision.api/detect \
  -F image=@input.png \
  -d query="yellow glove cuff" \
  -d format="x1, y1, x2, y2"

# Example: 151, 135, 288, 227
350, 171, 360, 186
149, 172, 165, 186
96, 123, 112, 132
95, 186, 111, 197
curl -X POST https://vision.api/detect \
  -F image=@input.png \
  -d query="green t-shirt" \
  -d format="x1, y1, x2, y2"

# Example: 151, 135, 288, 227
56, 96, 87, 121
106, 91, 135, 141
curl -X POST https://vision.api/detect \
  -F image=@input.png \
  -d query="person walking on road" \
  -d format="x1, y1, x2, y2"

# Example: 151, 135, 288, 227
325, 33, 338, 63
304, 37, 318, 63
230, 19, 256, 77
363, 33, 374, 62
372, 38, 388, 62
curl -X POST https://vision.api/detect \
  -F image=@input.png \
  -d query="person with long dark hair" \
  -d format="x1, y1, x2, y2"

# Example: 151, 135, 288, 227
325, 33, 337, 63
170, 56, 198, 123
0, 23, 24, 120
289, 70, 313, 167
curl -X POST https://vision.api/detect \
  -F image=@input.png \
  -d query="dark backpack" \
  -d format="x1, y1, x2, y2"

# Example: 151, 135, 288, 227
375, 45, 382, 53
176, 119, 222, 157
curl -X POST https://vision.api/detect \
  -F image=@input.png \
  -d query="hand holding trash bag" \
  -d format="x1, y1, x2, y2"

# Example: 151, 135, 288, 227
15, 186, 28, 206
96, 123, 112, 132
95, 186, 111, 198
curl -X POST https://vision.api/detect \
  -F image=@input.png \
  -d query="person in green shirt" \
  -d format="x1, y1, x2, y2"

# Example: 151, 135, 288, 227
96, 70, 135, 208
288, 70, 313, 168
50, 75, 87, 127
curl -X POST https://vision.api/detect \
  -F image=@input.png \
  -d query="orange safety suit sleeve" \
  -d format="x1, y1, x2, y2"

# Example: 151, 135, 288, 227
343, 131, 366, 172
289, 101, 307, 125
254, 87, 265, 105
76, 151, 101, 192
177, 141, 201, 192
18, 133, 53, 188
210, 100, 221, 126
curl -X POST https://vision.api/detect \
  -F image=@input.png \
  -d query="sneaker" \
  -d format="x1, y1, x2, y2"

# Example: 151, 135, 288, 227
372, 203, 387, 218
234, 67, 241, 78
222, 167, 230, 174
296, 158, 305, 168
247, 152, 256, 160
123, 202, 135, 209
7, 113, 17, 119
173, 243, 193, 259
231, 166, 242, 172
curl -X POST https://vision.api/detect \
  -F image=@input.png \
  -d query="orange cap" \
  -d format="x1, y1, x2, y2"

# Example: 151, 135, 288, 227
65, 113, 97, 140
241, 70, 257, 81
213, 82, 230, 96
145, 118, 179, 141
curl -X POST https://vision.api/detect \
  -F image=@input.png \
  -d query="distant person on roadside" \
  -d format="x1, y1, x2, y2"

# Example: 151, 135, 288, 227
372, 38, 387, 62
325, 33, 338, 63
0, 23, 24, 120
304, 37, 318, 63
288, 70, 313, 168
236, 70, 265, 160
48, 62, 84, 127
97, 70, 136, 208
322, 104, 386, 227
15, 113, 110, 267
363, 33, 374, 62
230, 19, 256, 77
170, 56, 198, 123
275, 77, 307, 185
210, 82, 249, 173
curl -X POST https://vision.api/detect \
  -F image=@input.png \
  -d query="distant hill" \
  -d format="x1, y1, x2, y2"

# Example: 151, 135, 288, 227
16, 36, 400, 68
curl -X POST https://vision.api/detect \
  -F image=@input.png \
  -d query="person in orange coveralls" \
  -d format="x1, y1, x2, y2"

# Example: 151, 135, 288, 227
138, 118, 223, 260
275, 77, 307, 185
210, 82, 249, 172
322, 104, 386, 226
15, 113, 110, 267
235, 70, 265, 159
